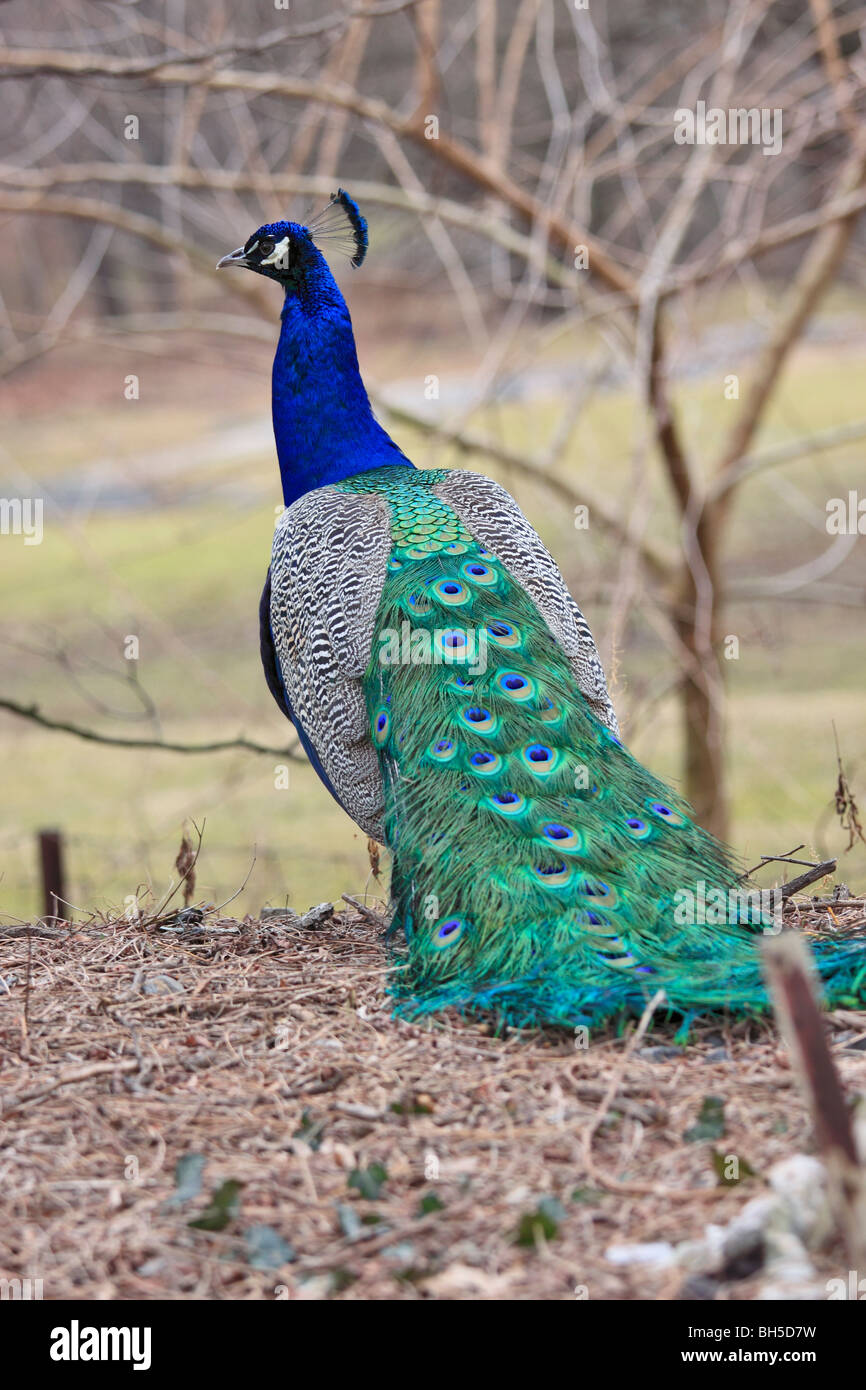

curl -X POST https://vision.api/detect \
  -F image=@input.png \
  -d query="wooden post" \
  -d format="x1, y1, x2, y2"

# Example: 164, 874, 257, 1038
763, 932, 866, 1268
38, 829, 66, 922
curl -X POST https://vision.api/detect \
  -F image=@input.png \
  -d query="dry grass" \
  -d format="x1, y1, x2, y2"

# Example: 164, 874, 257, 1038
2, 903, 865, 1301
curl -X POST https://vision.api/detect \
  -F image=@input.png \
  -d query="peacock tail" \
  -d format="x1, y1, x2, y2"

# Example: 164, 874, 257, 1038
335, 467, 866, 1028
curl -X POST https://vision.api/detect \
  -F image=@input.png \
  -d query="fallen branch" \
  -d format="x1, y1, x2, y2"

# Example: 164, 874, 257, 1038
342, 894, 390, 930
0, 923, 66, 939
1, 1059, 140, 1117
742, 846, 837, 898
810, 898, 866, 909
779, 861, 838, 900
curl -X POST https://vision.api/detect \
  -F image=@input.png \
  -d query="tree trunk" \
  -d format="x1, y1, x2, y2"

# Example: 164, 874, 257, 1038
675, 513, 728, 841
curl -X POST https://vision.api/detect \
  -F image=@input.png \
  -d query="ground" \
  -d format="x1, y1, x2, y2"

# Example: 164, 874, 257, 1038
2, 901, 865, 1301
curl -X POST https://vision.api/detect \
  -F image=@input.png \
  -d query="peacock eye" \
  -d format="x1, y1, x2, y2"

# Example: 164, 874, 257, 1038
257, 237, 275, 258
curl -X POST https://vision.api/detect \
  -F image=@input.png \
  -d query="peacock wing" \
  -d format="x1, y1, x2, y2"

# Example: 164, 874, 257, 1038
268, 483, 392, 840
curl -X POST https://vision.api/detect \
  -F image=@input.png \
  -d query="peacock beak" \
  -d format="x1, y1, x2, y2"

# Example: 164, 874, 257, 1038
216, 246, 249, 270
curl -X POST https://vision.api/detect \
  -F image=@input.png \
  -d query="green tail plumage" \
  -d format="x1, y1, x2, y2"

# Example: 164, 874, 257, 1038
340, 469, 866, 1027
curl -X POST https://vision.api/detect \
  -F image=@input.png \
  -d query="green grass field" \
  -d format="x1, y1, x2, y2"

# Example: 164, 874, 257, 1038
2, 326, 865, 921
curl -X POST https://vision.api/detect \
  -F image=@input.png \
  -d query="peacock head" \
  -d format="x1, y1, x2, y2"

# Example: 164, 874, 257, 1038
216, 189, 368, 290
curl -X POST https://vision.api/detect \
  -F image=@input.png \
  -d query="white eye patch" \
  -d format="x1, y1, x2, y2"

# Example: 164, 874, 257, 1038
260, 236, 290, 268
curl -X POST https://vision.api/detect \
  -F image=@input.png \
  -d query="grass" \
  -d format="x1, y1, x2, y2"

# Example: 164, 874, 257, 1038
1, 328, 865, 922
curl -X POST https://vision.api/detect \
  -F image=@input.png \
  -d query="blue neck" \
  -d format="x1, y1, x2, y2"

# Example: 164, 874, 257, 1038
270, 255, 410, 507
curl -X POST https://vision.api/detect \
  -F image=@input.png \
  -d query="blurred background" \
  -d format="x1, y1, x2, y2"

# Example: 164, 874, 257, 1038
1, 0, 865, 923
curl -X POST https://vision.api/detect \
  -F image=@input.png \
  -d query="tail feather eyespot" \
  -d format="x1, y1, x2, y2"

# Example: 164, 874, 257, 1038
427, 736, 459, 764
460, 705, 498, 735
624, 816, 652, 841
431, 577, 471, 606
461, 560, 498, 586
520, 743, 562, 776
486, 791, 528, 817
540, 822, 583, 853
469, 750, 504, 777
486, 620, 522, 648
647, 799, 687, 828
497, 670, 536, 703
432, 916, 467, 949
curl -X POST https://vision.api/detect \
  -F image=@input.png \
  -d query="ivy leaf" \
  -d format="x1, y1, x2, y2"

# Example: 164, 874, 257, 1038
347, 1162, 388, 1200
336, 1203, 363, 1240
418, 1191, 445, 1216
683, 1095, 726, 1142
293, 1109, 326, 1151
244, 1225, 295, 1270
163, 1152, 206, 1209
188, 1179, 244, 1231
514, 1197, 566, 1247
570, 1186, 602, 1205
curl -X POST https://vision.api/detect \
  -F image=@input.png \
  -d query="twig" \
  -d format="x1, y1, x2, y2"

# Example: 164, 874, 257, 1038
833, 722, 866, 852
150, 820, 206, 923
22, 920, 33, 1046
709, 418, 866, 504
0, 167, 579, 292
213, 854, 258, 913
742, 843, 806, 877
742, 846, 837, 898
810, 898, 866, 909
710, 140, 866, 527
583, 989, 666, 1152
0, 923, 65, 939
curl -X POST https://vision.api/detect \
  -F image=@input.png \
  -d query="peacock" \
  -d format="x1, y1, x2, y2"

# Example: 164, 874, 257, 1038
217, 191, 866, 1028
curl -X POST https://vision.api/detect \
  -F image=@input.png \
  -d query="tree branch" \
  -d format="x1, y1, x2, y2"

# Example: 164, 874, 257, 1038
710, 140, 866, 527
0, 696, 301, 760
373, 394, 675, 582
0, 170, 580, 291
0, 45, 638, 299
710, 417, 866, 503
